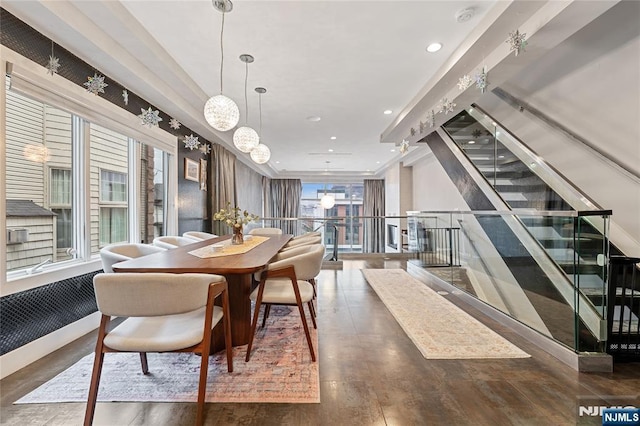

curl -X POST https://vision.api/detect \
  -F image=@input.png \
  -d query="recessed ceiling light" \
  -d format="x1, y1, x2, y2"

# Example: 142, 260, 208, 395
383, 110, 393, 115
328, 149, 334, 152
426, 42, 442, 53
330, 136, 336, 140
376, 161, 380, 164
390, 149, 396, 152
468, 140, 475, 144
276, 161, 280, 164
306, 116, 321, 122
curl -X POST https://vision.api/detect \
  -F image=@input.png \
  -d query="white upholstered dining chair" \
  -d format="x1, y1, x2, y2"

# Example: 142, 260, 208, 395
280, 235, 322, 251
99, 243, 166, 273
153, 235, 197, 249
291, 231, 321, 240
183, 231, 218, 241
84, 273, 233, 426
245, 244, 325, 362
248, 227, 283, 236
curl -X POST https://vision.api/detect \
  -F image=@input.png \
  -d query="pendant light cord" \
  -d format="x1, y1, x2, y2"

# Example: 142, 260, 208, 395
244, 62, 249, 123
258, 92, 263, 135
220, 11, 225, 93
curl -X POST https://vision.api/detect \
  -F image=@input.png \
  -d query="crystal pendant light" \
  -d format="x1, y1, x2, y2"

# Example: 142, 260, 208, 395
250, 87, 271, 164
233, 54, 259, 153
203, 0, 239, 131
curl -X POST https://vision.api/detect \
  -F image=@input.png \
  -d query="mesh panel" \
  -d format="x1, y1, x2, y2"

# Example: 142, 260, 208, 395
0, 271, 99, 355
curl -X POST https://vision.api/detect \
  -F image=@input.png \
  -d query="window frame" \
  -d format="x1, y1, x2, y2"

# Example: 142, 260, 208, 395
2, 52, 178, 293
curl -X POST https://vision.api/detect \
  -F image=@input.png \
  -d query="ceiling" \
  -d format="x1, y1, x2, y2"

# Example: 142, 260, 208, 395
3, 0, 501, 179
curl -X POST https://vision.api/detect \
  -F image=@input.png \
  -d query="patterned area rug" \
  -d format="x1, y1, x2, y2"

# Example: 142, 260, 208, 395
16, 306, 319, 404
362, 269, 530, 359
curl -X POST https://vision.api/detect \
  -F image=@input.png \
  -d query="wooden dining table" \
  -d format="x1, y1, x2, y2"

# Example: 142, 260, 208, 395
112, 234, 292, 348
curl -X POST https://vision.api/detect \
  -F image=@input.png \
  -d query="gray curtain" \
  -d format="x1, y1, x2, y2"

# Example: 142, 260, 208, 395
262, 176, 272, 220
269, 179, 301, 234
363, 179, 385, 253
210, 144, 236, 236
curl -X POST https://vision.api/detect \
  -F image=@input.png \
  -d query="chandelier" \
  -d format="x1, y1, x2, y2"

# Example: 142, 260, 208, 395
203, 0, 239, 132
233, 54, 260, 153
250, 87, 271, 164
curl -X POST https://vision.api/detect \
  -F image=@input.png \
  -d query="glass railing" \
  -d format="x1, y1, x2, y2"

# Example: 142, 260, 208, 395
407, 210, 611, 354
253, 210, 611, 353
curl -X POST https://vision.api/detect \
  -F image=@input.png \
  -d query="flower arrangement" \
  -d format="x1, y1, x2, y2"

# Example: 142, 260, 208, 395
213, 202, 259, 230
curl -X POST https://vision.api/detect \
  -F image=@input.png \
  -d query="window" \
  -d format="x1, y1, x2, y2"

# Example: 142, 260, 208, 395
5, 82, 73, 272
4, 79, 173, 278
50, 168, 72, 251
91, 124, 129, 250
301, 182, 364, 252
100, 170, 127, 203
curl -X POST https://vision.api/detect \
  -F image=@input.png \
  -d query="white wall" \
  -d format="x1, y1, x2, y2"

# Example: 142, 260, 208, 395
477, 1, 640, 254
411, 151, 470, 212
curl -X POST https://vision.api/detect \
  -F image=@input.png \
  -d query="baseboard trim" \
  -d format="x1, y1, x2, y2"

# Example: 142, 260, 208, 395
407, 263, 613, 372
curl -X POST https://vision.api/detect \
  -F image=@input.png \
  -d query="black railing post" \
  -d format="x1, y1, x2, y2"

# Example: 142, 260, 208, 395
330, 224, 339, 261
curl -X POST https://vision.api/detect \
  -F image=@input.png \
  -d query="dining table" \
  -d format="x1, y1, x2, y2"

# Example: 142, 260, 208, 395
112, 234, 292, 348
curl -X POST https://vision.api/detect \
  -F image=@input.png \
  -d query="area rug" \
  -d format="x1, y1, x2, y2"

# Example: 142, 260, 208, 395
362, 269, 530, 359
16, 306, 319, 404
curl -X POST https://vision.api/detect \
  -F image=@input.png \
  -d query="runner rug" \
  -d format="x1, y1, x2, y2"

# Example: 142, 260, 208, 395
362, 269, 530, 359
16, 306, 319, 404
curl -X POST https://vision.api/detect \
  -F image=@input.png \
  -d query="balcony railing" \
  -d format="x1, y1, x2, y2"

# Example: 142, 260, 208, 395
253, 209, 625, 355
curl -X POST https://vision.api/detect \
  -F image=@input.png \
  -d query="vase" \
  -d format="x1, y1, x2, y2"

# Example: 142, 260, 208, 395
232, 226, 244, 245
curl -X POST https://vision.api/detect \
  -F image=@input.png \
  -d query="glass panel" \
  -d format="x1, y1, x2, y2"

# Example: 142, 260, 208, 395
408, 210, 612, 353
138, 143, 165, 243
90, 123, 129, 252
99, 207, 128, 246
5, 79, 74, 272
300, 182, 363, 253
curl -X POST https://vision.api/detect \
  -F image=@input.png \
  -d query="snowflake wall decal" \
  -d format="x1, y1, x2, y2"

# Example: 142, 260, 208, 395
419, 121, 425, 134
184, 134, 200, 150
506, 30, 527, 57
122, 90, 129, 106
169, 118, 181, 130
428, 110, 436, 128
84, 73, 108, 95
139, 107, 162, 128
457, 74, 473, 91
410, 127, 416, 137
475, 67, 489, 93
46, 55, 60, 76
472, 129, 482, 138
400, 139, 409, 155
199, 143, 211, 155
440, 98, 456, 115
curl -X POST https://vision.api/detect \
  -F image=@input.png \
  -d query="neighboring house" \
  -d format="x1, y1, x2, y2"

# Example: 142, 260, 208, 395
5, 200, 56, 271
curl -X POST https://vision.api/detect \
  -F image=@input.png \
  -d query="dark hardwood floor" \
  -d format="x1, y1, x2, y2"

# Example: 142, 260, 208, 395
1, 258, 639, 425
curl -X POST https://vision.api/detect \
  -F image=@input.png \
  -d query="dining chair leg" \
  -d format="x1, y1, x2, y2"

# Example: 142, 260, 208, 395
196, 337, 210, 426
84, 315, 109, 426
222, 288, 233, 373
261, 304, 271, 328
296, 300, 316, 362
246, 281, 267, 362
139, 352, 149, 375
310, 278, 317, 299
308, 302, 317, 329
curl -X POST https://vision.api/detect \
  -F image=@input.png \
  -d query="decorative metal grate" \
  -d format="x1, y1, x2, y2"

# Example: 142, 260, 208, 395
0, 272, 99, 355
